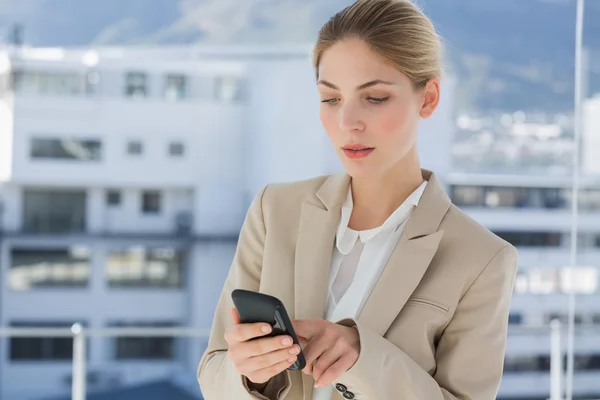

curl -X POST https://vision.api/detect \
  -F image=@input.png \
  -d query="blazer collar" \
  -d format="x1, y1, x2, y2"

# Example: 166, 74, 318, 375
315, 169, 451, 236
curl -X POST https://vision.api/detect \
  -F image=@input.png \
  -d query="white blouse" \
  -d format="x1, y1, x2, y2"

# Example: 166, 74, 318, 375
312, 180, 428, 400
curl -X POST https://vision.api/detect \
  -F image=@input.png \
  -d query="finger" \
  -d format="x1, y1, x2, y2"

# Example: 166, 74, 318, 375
230, 308, 241, 324
247, 355, 298, 384
314, 354, 355, 389
312, 348, 341, 384
224, 322, 272, 344
236, 335, 295, 360
292, 319, 323, 340
239, 345, 301, 376
301, 334, 329, 375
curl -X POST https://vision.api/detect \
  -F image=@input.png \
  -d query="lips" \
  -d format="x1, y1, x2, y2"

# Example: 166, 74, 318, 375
341, 144, 374, 159
341, 144, 374, 151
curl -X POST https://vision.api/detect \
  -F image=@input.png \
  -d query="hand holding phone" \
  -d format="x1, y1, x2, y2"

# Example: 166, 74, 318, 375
225, 290, 305, 384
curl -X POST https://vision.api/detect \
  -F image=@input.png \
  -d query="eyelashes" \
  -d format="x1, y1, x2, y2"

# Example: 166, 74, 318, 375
320, 96, 390, 105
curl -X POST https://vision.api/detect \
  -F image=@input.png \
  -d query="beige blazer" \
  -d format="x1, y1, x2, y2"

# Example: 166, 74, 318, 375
197, 170, 518, 400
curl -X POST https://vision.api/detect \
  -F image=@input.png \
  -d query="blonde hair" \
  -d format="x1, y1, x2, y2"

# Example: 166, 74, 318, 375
313, 0, 442, 88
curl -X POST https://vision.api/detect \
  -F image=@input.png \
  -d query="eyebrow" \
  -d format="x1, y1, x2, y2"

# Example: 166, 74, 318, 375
317, 79, 396, 91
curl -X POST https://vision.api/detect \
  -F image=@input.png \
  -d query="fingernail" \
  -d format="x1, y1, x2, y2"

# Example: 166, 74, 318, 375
281, 337, 292, 346
289, 345, 299, 354
261, 325, 271, 333
288, 357, 296, 363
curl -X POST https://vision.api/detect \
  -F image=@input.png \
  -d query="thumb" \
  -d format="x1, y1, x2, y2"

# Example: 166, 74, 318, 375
230, 307, 241, 324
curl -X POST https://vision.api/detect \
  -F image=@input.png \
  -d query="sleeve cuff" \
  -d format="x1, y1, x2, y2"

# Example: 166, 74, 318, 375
242, 371, 291, 399
334, 318, 371, 393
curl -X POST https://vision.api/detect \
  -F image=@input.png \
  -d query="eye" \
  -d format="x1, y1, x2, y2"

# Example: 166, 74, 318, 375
321, 98, 340, 105
367, 96, 389, 104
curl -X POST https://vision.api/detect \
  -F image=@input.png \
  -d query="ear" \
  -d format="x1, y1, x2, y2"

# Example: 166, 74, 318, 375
419, 79, 440, 119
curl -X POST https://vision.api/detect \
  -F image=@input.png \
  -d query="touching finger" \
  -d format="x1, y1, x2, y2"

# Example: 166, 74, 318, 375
301, 335, 329, 375
314, 354, 354, 388
311, 348, 341, 384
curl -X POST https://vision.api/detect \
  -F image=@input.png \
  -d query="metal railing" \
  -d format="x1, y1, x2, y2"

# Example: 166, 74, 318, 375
0, 322, 597, 400
0, 325, 210, 400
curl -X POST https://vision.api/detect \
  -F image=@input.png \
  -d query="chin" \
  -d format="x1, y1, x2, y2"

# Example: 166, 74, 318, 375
341, 163, 378, 179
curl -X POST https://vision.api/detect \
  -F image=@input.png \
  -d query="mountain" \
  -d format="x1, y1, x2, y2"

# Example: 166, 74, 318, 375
0, 0, 599, 112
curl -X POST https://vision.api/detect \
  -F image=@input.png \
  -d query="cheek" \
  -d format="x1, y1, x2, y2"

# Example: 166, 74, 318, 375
376, 106, 413, 141
319, 107, 339, 139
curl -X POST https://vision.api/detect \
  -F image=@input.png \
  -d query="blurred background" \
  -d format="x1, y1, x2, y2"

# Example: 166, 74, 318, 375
0, 0, 599, 399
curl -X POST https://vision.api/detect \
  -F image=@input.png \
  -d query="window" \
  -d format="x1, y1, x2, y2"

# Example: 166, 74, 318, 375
164, 74, 187, 101
106, 247, 184, 288
513, 267, 599, 295
127, 141, 143, 155
169, 142, 185, 157
504, 354, 600, 373
11, 70, 81, 95
9, 247, 90, 290
23, 189, 86, 234
110, 321, 178, 360
451, 186, 485, 207
10, 321, 88, 361
125, 72, 148, 98
31, 138, 101, 161
508, 313, 523, 325
142, 191, 161, 214
494, 231, 562, 247
580, 189, 600, 211
106, 190, 121, 207
450, 186, 571, 209
215, 76, 242, 102
504, 355, 549, 373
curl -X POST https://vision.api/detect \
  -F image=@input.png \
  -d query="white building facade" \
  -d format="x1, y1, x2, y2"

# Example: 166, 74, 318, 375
6, 43, 599, 400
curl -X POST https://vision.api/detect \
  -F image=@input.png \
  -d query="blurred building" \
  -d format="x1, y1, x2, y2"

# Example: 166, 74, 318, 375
0, 44, 456, 399
583, 95, 600, 175
449, 172, 600, 399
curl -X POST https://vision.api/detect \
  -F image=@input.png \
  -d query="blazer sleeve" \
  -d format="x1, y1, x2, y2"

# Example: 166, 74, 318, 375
197, 185, 292, 400
334, 244, 518, 400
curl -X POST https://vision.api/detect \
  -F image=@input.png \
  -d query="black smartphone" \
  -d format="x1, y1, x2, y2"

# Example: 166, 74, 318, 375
231, 289, 306, 371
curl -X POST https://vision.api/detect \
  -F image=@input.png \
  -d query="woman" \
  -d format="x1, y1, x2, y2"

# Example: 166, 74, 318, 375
198, 0, 518, 399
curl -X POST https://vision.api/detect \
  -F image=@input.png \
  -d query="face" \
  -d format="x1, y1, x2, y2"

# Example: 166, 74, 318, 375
317, 38, 440, 179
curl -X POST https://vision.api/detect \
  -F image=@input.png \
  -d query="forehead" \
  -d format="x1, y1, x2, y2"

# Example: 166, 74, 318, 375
317, 38, 402, 85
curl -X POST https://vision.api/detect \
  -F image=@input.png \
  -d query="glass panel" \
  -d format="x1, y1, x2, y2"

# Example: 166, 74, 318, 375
9, 247, 90, 290
142, 191, 161, 213
106, 247, 184, 288
125, 71, 148, 98
9, 321, 88, 361
23, 189, 86, 234
30, 138, 102, 161
110, 321, 178, 360
127, 141, 143, 155
11, 70, 81, 95
164, 74, 187, 101
494, 231, 562, 247
169, 142, 184, 156
215, 76, 241, 102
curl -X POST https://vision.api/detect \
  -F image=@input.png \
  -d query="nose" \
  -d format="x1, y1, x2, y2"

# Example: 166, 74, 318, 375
339, 101, 365, 133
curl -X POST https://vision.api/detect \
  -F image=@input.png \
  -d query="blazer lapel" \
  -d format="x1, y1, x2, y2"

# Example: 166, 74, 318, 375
294, 172, 350, 322
357, 170, 451, 336
293, 173, 349, 400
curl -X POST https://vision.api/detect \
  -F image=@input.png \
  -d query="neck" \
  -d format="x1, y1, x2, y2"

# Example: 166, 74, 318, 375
348, 147, 424, 230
